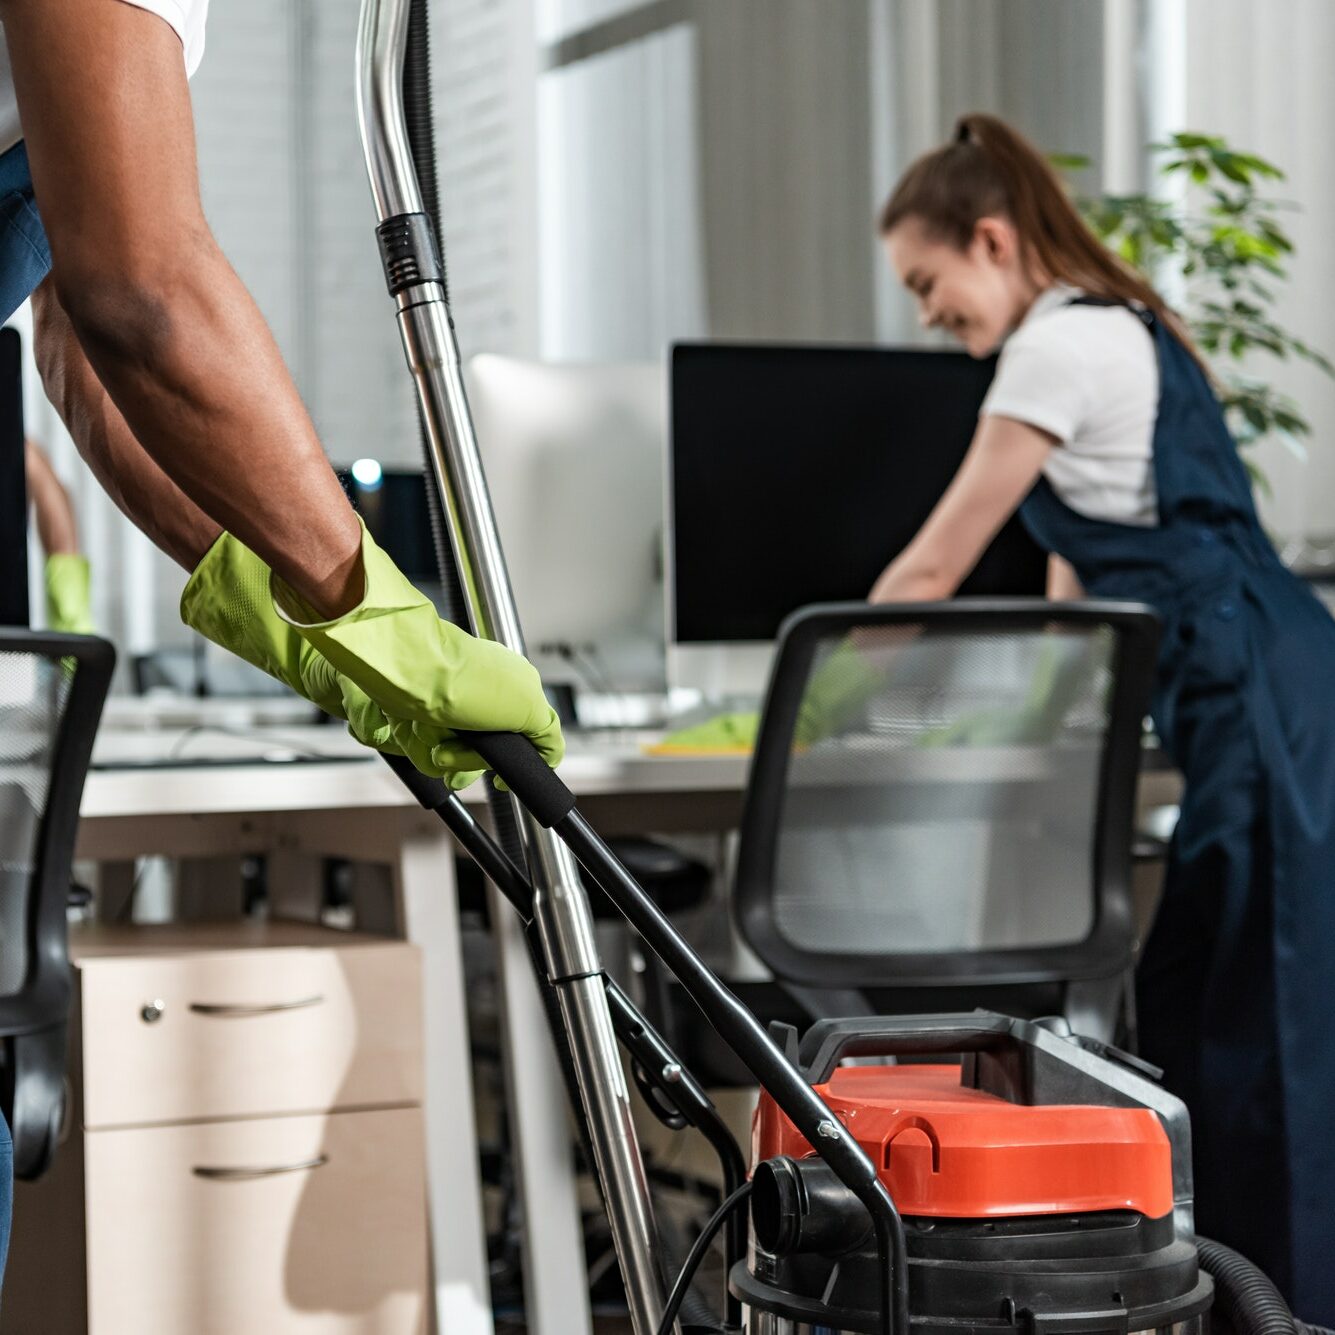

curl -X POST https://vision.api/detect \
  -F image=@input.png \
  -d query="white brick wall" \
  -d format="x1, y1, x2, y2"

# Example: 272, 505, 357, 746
434, 0, 536, 360
197, 0, 530, 471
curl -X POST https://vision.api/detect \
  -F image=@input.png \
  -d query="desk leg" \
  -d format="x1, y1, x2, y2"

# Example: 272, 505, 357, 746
267, 848, 325, 923
94, 861, 136, 924
396, 829, 495, 1335
488, 887, 593, 1335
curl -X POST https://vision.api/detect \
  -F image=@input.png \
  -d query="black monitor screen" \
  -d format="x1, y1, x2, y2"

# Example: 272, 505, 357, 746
669, 343, 1047, 643
0, 328, 26, 627
336, 466, 440, 586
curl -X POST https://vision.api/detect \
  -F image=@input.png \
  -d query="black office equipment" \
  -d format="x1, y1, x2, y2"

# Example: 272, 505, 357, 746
336, 464, 440, 585
0, 328, 28, 627
669, 343, 1048, 644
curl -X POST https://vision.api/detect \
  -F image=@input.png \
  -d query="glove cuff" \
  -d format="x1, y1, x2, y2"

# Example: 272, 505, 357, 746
270, 517, 419, 629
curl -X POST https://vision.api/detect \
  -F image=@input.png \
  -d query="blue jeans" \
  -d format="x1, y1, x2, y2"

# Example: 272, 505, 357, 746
0, 1111, 11, 1282
0, 140, 51, 323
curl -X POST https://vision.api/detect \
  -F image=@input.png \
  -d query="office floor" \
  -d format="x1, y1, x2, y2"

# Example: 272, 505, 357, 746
462, 888, 737, 1335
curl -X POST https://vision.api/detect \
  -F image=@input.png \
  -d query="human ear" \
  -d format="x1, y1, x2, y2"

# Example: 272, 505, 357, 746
973, 216, 1016, 267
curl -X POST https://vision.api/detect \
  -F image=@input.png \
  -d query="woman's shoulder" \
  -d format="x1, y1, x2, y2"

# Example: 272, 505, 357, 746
1006, 289, 1152, 363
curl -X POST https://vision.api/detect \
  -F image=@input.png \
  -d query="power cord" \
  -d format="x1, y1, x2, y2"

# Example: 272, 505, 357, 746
538, 640, 631, 726
655, 1179, 751, 1335
165, 723, 342, 762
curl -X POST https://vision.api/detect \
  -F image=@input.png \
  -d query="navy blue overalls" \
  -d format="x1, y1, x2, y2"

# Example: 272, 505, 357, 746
1020, 297, 1335, 1318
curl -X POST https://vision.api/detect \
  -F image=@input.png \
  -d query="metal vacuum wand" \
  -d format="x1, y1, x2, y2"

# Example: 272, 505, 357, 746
353, 4, 672, 1334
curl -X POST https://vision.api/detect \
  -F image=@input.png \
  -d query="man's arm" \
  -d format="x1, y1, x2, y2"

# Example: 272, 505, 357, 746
31, 278, 220, 569
23, 436, 79, 555
1, 0, 360, 614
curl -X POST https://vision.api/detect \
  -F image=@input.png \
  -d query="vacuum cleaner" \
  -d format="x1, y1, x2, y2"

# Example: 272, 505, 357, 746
353, 4, 1314, 1334
742, 1011, 1210, 1335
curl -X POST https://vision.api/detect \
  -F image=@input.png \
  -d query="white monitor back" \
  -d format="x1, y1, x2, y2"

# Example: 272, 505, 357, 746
466, 355, 667, 693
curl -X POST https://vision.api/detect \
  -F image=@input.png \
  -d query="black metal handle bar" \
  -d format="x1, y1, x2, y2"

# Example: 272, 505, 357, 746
447, 731, 910, 1335
378, 750, 749, 1327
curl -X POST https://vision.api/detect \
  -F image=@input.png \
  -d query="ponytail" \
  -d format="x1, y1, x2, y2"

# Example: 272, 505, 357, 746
881, 113, 1206, 369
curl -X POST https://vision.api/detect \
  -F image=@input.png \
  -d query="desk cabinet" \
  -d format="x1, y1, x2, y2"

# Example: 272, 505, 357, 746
3, 924, 430, 1334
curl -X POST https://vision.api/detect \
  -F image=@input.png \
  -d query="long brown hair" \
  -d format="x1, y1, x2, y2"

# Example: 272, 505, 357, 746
880, 112, 1205, 366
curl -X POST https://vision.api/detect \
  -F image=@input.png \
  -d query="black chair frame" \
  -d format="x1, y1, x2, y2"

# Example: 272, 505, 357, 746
0, 630, 114, 1178
733, 599, 1161, 995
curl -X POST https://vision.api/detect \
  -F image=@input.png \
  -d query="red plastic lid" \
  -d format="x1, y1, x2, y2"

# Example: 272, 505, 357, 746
753, 1064, 1173, 1219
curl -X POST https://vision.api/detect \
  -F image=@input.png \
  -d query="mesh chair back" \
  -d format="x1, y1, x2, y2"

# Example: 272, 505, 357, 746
734, 602, 1159, 1013
0, 631, 114, 1178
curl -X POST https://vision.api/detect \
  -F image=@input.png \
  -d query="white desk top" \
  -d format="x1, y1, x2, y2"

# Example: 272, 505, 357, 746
84, 721, 751, 820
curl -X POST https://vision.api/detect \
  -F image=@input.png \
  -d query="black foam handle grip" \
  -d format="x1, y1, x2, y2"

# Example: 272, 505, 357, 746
800, 1013, 1017, 1084
454, 731, 576, 828
380, 751, 451, 810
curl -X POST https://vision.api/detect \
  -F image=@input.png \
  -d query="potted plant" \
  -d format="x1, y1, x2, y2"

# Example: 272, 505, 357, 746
1057, 133, 1333, 499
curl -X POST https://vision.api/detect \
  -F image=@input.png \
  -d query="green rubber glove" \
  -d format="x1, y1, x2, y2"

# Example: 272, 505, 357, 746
793, 639, 885, 744
918, 637, 1098, 747
270, 521, 564, 779
657, 642, 885, 753
180, 532, 490, 787
45, 553, 93, 634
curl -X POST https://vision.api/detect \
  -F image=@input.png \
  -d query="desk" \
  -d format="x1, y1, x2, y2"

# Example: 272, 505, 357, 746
82, 724, 750, 1335
83, 722, 1180, 1335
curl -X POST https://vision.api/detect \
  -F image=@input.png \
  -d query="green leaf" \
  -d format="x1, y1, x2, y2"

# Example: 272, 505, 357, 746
1232, 151, 1285, 180
1172, 132, 1226, 150
1212, 152, 1252, 184
1241, 401, 1269, 432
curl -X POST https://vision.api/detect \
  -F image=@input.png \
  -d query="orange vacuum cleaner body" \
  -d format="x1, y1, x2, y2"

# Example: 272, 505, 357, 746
736, 1013, 1213, 1335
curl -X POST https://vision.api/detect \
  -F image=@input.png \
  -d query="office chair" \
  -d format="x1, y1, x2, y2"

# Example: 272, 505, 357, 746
0, 629, 114, 1179
732, 600, 1160, 1048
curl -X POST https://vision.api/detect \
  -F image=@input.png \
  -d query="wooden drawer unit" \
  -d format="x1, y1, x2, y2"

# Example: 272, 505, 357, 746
78, 939, 423, 1127
84, 1106, 429, 1334
3, 924, 431, 1334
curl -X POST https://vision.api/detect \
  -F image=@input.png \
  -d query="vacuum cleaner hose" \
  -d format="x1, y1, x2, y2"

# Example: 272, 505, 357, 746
402, 0, 446, 301
400, 0, 473, 633
1195, 1236, 1299, 1335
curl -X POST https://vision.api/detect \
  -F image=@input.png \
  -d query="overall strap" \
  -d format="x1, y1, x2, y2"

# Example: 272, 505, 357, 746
1065, 293, 1155, 327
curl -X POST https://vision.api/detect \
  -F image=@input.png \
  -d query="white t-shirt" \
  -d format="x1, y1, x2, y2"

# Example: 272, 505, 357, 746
980, 282, 1160, 526
0, 1, 208, 158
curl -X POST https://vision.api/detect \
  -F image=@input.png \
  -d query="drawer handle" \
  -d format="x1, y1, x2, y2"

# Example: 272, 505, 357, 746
193, 1154, 329, 1181
188, 995, 324, 1017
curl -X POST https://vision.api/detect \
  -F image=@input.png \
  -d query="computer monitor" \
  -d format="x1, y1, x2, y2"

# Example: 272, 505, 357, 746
337, 382, 667, 703
464, 355, 667, 694
0, 329, 27, 627
668, 342, 1047, 695
466, 355, 667, 696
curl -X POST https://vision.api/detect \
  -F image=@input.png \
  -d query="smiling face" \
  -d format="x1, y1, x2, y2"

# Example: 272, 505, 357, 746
884, 214, 1042, 358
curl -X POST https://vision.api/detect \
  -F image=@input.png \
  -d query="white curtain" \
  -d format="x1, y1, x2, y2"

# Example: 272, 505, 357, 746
537, 21, 705, 360
1171, 0, 1335, 543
